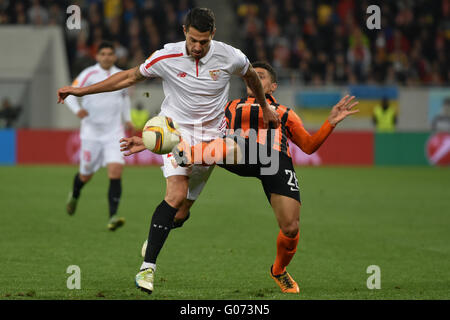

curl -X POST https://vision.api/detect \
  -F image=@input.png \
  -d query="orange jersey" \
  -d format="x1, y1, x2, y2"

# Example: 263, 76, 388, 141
224, 94, 335, 157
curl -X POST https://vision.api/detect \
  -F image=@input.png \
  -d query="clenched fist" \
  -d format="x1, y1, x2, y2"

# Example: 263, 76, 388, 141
57, 86, 83, 104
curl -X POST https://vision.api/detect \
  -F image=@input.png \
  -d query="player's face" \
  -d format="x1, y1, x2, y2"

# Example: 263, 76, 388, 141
184, 26, 215, 60
96, 48, 116, 70
247, 67, 278, 97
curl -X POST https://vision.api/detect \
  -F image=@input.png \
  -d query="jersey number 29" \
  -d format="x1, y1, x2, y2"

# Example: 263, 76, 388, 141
285, 169, 299, 191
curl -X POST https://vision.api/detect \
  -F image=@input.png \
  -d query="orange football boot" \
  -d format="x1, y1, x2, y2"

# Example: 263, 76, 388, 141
270, 266, 300, 293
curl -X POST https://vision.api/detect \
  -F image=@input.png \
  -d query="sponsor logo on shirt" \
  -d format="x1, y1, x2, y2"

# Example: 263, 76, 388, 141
177, 71, 187, 78
426, 132, 450, 166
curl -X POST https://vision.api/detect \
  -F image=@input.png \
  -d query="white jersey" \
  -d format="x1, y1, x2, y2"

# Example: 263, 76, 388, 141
139, 40, 250, 140
65, 63, 131, 141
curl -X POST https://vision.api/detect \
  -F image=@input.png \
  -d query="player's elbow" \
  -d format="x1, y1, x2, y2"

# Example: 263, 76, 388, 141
242, 66, 258, 84
129, 66, 145, 83
298, 140, 321, 155
302, 146, 316, 155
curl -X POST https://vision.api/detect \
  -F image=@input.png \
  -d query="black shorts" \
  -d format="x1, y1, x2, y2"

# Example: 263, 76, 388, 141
218, 143, 301, 203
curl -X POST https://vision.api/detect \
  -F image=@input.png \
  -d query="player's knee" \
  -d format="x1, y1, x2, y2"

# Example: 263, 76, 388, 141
174, 208, 189, 220
281, 220, 299, 238
79, 174, 93, 183
108, 172, 122, 180
108, 164, 123, 179
173, 211, 191, 229
164, 192, 186, 209
165, 177, 189, 208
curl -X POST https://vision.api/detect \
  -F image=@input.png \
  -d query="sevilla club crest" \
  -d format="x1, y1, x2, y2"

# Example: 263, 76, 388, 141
209, 69, 220, 81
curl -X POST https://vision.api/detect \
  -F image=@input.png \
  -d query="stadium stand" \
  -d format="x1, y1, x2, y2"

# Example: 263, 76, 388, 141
1, 0, 448, 86
233, 0, 449, 85
0, 0, 195, 78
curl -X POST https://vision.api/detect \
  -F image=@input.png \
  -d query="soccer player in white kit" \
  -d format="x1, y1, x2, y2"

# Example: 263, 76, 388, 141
57, 8, 280, 294
64, 41, 134, 231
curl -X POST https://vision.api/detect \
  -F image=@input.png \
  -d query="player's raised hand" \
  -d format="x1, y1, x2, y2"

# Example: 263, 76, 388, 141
328, 95, 359, 126
119, 136, 146, 156
57, 86, 83, 104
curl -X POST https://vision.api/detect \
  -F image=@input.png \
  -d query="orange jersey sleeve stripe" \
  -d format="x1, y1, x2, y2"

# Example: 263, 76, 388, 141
224, 95, 336, 158
287, 109, 335, 154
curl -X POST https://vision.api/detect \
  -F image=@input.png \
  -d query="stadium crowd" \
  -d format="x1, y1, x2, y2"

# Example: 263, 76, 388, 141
0, 0, 448, 85
235, 0, 450, 85
0, 0, 193, 77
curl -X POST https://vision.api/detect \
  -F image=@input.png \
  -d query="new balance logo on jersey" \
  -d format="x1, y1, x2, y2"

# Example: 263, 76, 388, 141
177, 72, 187, 78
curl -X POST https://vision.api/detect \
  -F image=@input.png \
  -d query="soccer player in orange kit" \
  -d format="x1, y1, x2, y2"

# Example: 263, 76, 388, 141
121, 61, 359, 293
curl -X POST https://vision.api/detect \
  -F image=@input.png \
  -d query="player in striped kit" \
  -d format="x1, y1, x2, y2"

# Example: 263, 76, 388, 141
162, 62, 359, 293
64, 41, 134, 231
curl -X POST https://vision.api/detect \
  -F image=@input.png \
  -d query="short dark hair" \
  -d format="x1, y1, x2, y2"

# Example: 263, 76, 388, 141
98, 41, 115, 53
184, 8, 215, 33
252, 61, 277, 83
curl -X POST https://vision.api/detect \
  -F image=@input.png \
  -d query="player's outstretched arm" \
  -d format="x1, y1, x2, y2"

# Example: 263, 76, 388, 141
328, 95, 359, 125
242, 65, 280, 128
57, 66, 146, 103
120, 136, 146, 156
288, 95, 359, 155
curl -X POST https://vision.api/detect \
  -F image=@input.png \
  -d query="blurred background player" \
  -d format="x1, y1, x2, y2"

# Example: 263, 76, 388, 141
130, 102, 150, 137
57, 8, 279, 294
372, 97, 397, 133
432, 97, 450, 132
127, 62, 359, 293
64, 41, 134, 231
0, 98, 22, 128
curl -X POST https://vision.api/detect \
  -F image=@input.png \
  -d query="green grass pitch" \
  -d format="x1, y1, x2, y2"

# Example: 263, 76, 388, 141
0, 165, 449, 300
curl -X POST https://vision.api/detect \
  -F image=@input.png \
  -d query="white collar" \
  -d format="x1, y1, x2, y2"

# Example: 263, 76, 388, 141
182, 40, 215, 64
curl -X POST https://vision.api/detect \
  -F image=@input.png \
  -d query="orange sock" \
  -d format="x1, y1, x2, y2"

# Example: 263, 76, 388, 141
192, 138, 229, 165
272, 230, 299, 275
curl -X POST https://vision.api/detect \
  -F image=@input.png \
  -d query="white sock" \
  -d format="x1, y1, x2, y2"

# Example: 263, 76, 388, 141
141, 262, 156, 272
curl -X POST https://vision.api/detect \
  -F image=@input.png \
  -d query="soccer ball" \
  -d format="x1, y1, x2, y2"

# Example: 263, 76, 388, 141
142, 116, 181, 154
